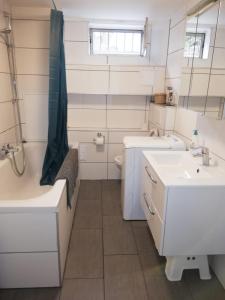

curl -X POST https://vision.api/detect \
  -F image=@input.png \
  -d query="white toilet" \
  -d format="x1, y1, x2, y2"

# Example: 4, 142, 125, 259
114, 155, 123, 170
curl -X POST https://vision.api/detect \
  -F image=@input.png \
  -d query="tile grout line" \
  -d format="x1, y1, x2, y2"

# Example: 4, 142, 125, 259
130, 223, 151, 300
101, 180, 106, 300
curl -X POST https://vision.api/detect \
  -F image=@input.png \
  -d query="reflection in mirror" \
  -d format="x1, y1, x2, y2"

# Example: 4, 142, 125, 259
179, 0, 225, 119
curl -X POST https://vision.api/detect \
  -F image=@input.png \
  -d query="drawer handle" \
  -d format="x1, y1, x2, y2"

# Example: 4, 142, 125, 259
145, 166, 157, 184
143, 193, 155, 216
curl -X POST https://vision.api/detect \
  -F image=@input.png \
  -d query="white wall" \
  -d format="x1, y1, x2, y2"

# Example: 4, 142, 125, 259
12, 7, 169, 179
0, 0, 18, 146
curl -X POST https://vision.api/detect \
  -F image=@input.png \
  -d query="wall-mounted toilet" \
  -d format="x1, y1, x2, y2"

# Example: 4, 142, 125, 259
114, 155, 123, 170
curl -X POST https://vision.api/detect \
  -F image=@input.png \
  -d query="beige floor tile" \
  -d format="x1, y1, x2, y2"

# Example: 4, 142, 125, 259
104, 255, 148, 300
65, 229, 103, 279
61, 279, 104, 300
103, 216, 137, 255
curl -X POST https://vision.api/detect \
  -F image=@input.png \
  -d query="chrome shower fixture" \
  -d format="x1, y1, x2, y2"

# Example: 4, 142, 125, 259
0, 15, 12, 34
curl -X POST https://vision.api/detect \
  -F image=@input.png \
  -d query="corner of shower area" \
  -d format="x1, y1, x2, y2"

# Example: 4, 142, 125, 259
0, 2, 80, 288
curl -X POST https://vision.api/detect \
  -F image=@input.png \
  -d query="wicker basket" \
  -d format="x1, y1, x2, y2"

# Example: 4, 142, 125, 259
153, 93, 166, 104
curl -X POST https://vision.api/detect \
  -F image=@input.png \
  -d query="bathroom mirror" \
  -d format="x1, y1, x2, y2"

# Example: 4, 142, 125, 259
179, 0, 225, 119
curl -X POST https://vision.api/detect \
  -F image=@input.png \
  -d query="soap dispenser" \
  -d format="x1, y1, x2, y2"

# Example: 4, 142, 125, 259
191, 129, 199, 149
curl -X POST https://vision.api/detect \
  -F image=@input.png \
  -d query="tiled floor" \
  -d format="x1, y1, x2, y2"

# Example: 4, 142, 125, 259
1, 180, 225, 300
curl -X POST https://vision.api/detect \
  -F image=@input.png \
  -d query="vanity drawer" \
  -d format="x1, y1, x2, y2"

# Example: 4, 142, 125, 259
140, 192, 163, 253
143, 160, 165, 219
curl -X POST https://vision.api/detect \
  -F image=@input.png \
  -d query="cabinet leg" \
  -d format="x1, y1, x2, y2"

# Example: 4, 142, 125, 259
165, 255, 211, 281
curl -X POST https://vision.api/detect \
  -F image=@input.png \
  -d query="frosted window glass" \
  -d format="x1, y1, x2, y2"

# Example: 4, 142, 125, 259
91, 29, 143, 55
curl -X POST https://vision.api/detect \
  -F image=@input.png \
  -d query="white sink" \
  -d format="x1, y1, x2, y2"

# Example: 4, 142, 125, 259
143, 151, 225, 186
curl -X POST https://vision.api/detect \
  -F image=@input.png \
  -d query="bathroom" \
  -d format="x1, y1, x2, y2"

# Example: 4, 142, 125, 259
0, 0, 225, 298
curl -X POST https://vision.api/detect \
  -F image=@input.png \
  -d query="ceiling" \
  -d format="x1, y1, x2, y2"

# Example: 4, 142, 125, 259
9, 0, 187, 20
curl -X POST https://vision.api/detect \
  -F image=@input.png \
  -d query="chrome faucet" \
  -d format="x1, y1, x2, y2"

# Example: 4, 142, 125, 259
0, 144, 18, 160
0, 145, 9, 160
190, 145, 210, 166
149, 128, 160, 137
202, 147, 210, 167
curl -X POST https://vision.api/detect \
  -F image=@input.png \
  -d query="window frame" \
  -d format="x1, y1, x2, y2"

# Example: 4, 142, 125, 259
184, 31, 206, 59
89, 28, 144, 56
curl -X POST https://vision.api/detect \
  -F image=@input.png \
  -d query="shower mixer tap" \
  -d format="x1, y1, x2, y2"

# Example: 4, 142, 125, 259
0, 145, 9, 160
0, 144, 19, 160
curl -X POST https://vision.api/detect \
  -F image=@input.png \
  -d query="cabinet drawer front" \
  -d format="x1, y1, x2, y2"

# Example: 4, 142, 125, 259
140, 192, 163, 254
143, 161, 165, 219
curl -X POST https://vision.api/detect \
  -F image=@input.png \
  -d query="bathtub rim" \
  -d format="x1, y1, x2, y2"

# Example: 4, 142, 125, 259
0, 179, 67, 213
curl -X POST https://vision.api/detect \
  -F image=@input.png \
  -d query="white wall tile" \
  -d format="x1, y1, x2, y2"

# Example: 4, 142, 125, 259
68, 109, 106, 128
108, 163, 121, 180
193, 47, 213, 69
68, 94, 106, 109
0, 73, 12, 101
107, 110, 145, 129
79, 143, 107, 162
65, 42, 107, 65
13, 20, 50, 48
174, 107, 199, 140
15, 48, 49, 75
108, 143, 123, 162
180, 73, 191, 96
17, 75, 49, 99
153, 67, 166, 93
0, 42, 10, 73
108, 54, 150, 65
66, 69, 109, 94
0, 102, 16, 133
166, 50, 183, 78
189, 74, 210, 97
150, 20, 170, 66
170, 10, 186, 28
109, 70, 153, 95
197, 115, 225, 160
214, 28, 225, 48
79, 162, 107, 179
168, 20, 185, 54
22, 94, 48, 141
212, 48, 225, 69
0, 126, 17, 146
64, 21, 89, 42
208, 75, 225, 97
68, 130, 108, 144
108, 130, 149, 143
107, 95, 146, 110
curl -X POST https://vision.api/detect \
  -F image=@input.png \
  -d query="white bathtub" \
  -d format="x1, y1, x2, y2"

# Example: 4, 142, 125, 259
0, 142, 79, 288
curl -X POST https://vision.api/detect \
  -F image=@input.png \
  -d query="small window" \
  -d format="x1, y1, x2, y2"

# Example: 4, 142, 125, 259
90, 28, 144, 56
184, 32, 206, 58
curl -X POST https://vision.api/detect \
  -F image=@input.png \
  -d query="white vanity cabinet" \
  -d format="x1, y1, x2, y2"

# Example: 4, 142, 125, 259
141, 154, 225, 257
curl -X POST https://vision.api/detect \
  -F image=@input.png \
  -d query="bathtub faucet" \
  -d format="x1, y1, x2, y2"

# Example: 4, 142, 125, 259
0, 144, 19, 160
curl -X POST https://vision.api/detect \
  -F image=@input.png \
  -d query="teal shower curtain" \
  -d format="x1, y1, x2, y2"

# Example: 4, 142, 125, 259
40, 9, 69, 185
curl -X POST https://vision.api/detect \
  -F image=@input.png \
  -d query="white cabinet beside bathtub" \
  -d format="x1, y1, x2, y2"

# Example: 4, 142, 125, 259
0, 180, 79, 288
140, 155, 225, 256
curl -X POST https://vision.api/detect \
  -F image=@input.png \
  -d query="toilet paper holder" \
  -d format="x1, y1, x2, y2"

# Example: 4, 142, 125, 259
93, 132, 105, 145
